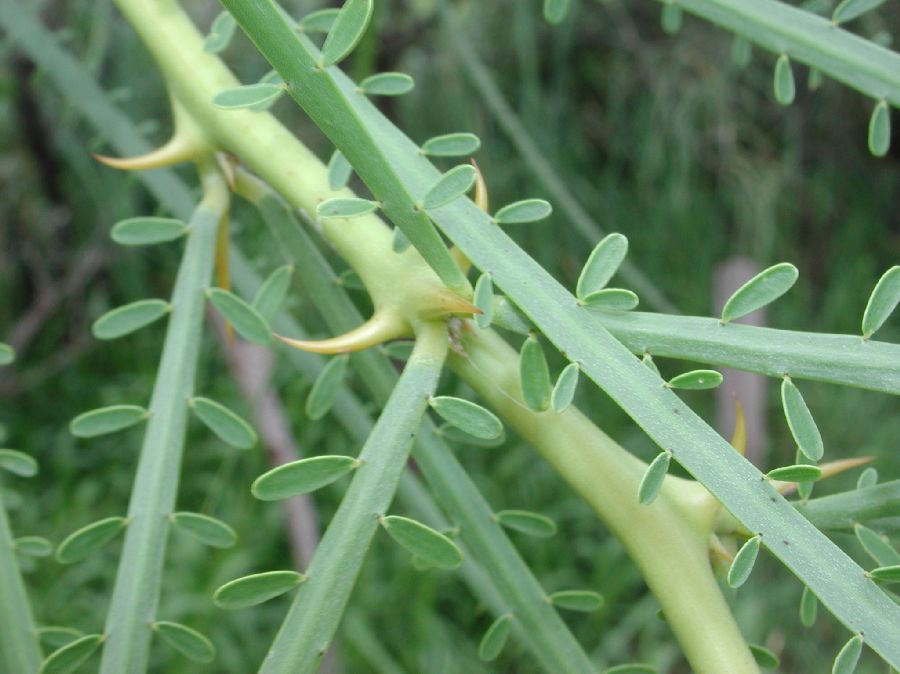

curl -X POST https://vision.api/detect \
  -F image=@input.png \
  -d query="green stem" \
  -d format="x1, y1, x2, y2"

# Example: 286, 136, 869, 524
98, 168, 227, 674
0, 486, 42, 674
259, 321, 448, 674
796, 481, 900, 532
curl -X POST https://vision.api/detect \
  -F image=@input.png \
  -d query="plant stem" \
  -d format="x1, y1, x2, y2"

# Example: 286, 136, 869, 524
98, 168, 227, 674
0, 486, 42, 674
259, 321, 448, 674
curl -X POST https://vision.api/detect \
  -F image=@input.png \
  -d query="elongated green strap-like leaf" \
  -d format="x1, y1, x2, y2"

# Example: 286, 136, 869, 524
796, 481, 900, 531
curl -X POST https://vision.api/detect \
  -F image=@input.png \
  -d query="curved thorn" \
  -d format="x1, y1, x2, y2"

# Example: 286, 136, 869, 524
93, 134, 200, 171
471, 158, 489, 213
274, 312, 408, 354
729, 397, 746, 456
428, 290, 483, 319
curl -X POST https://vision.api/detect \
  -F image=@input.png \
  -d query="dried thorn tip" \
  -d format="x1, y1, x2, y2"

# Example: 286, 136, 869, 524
93, 134, 201, 171
274, 312, 408, 354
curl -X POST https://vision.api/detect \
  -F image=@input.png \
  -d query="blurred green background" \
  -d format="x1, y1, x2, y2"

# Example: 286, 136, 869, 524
1, 0, 898, 672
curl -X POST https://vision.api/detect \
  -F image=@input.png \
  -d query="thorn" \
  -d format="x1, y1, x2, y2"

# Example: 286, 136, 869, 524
729, 397, 747, 456
93, 133, 201, 171
429, 290, 482, 319
471, 158, 489, 213
274, 312, 408, 354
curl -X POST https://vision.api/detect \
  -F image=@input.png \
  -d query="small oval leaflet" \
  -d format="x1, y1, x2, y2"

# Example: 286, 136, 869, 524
298, 8, 340, 33
493, 296, 533, 334
766, 464, 822, 482
832, 634, 863, 674
111, 217, 187, 246
861, 265, 899, 339
40, 634, 104, 674
437, 423, 506, 448
496, 510, 557, 538
549, 590, 604, 612
727, 534, 761, 588
214, 570, 305, 609
0, 449, 38, 477
252, 455, 357, 501
551, 362, 579, 413
580, 288, 639, 311
800, 585, 818, 626
854, 523, 899, 566
600, 666, 657, 674
661, 3, 683, 35
392, 227, 411, 253
70, 404, 148, 438
327, 150, 353, 190
478, 614, 511, 662
337, 269, 365, 291
15, 536, 53, 557
731, 36, 752, 68
153, 621, 215, 663
207, 288, 272, 345
577, 233, 629, 299
37, 627, 83, 649
638, 451, 670, 506
306, 355, 349, 421
258, 69, 284, 87
422, 164, 477, 210
868, 564, 900, 583
252, 264, 294, 322
667, 369, 723, 390
642, 353, 661, 376
359, 72, 414, 96
493, 199, 553, 225
212, 83, 284, 110
721, 262, 798, 323
381, 340, 415, 361
868, 100, 891, 158
781, 377, 824, 462
0, 341, 14, 365
320, 0, 374, 67
749, 644, 779, 670
832, 0, 887, 24
520, 336, 552, 412
381, 515, 463, 569
92, 299, 170, 340
56, 516, 127, 564
473, 273, 494, 329
773, 54, 795, 105
857, 467, 878, 490
543, 0, 571, 24
420, 132, 481, 157
317, 197, 379, 219
171, 512, 237, 549
429, 396, 503, 441
203, 11, 237, 54
190, 397, 257, 449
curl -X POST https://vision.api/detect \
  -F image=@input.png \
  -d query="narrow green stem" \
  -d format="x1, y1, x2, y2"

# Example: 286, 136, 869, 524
0, 486, 42, 674
260, 322, 448, 674
796, 481, 900, 532
98, 168, 228, 674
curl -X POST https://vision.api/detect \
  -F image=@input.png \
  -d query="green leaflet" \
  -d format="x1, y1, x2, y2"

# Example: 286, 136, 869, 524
493, 199, 553, 224
551, 362, 579, 413
380, 515, 463, 569
212, 83, 284, 110
667, 369, 723, 390
153, 622, 215, 663
170, 512, 237, 549
252, 264, 294, 322
580, 288, 639, 311
731, 36, 752, 68
392, 227, 410, 253
206, 288, 271, 344
492, 296, 533, 334
190, 397, 257, 449
252, 455, 358, 501
56, 516, 127, 564
862, 266, 899, 339
110, 216, 187, 245
473, 273, 494, 329
832, 0, 888, 24
37, 627, 83, 650
336, 268, 364, 290
576, 233, 629, 299
422, 164, 477, 210
548, 590, 603, 612
429, 396, 503, 440
14, 536, 53, 557
766, 464, 823, 482
380, 340, 415, 361
320, 0, 373, 67
519, 336, 552, 412
773, 54, 796, 105
868, 100, 891, 158
478, 614, 512, 662
854, 524, 900, 567
638, 451, 670, 505
832, 635, 864, 674
0, 341, 14, 365
661, 3, 683, 34
420, 132, 481, 157
0, 449, 37, 477
437, 423, 506, 448
317, 197, 379, 218
721, 262, 798, 323
306, 354, 349, 420
297, 8, 339, 33
800, 585, 818, 627
857, 467, 878, 489
642, 353, 661, 376
495, 510, 557, 538
203, 10, 237, 53
327, 150, 353, 190
543, 0, 571, 24
727, 535, 761, 588
69, 404, 148, 438
213, 570, 305, 609
781, 377, 824, 462
359, 72, 414, 96
869, 565, 900, 582
749, 644, 779, 669
40, 634, 104, 674
92, 299, 170, 340
600, 665, 657, 674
